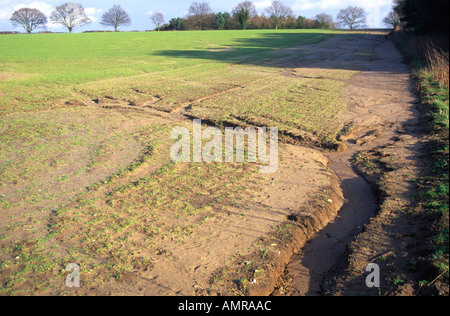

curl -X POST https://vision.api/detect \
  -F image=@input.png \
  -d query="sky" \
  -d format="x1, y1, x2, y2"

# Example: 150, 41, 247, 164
0, 0, 395, 32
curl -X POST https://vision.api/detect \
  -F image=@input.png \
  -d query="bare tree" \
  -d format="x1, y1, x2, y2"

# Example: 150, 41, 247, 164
185, 2, 215, 30
264, 1, 294, 30
336, 6, 367, 29
100, 5, 131, 31
383, 10, 401, 29
188, 2, 213, 16
10, 8, 47, 33
50, 2, 91, 33
315, 13, 335, 29
150, 12, 165, 31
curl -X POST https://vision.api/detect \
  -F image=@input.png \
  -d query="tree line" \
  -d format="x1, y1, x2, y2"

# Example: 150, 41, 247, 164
168, 1, 342, 31
9, 1, 405, 34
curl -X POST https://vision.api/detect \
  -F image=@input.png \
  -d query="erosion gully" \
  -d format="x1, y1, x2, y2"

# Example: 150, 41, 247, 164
283, 138, 379, 295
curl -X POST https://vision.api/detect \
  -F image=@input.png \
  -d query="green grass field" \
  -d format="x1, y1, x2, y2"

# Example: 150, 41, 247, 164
0, 30, 360, 144
0, 29, 380, 295
0, 30, 331, 111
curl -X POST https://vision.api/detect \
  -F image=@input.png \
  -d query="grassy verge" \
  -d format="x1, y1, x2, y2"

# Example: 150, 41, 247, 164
392, 30, 449, 294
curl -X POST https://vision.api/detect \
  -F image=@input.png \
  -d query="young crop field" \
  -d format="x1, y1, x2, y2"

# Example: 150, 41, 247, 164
3, 29, 440, 296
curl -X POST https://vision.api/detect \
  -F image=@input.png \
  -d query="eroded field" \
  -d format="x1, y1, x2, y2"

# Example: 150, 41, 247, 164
1, 29, 412, 296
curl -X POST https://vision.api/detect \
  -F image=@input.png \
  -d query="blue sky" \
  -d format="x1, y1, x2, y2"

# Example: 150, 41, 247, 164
0, 0, 394, 32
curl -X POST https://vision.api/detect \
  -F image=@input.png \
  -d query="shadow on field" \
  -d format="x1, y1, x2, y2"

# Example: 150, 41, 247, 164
152, 31, 394, 72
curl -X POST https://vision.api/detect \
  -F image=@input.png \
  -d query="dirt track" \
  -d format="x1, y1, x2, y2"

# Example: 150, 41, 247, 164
274, 33, 424, 296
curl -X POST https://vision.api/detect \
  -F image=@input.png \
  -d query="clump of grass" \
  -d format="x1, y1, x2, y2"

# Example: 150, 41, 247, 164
425, 43, 449, 88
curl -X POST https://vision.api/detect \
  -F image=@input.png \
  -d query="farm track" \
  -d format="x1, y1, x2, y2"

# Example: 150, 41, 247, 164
276, 35, 424, 296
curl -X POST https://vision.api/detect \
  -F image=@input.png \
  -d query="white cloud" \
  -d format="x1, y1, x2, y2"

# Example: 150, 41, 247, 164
0, 3, 16, 20
0, 0, 16, 8
85, 7, 101, 16
29, 1, 53, 15
253, 0, 278, 15
0, 9, 10, 20
292, 0, 394, 27
293, 0, 336, 11
85, 7, 101, 23
253, 0, 272, 10
293, 0, 392, 11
